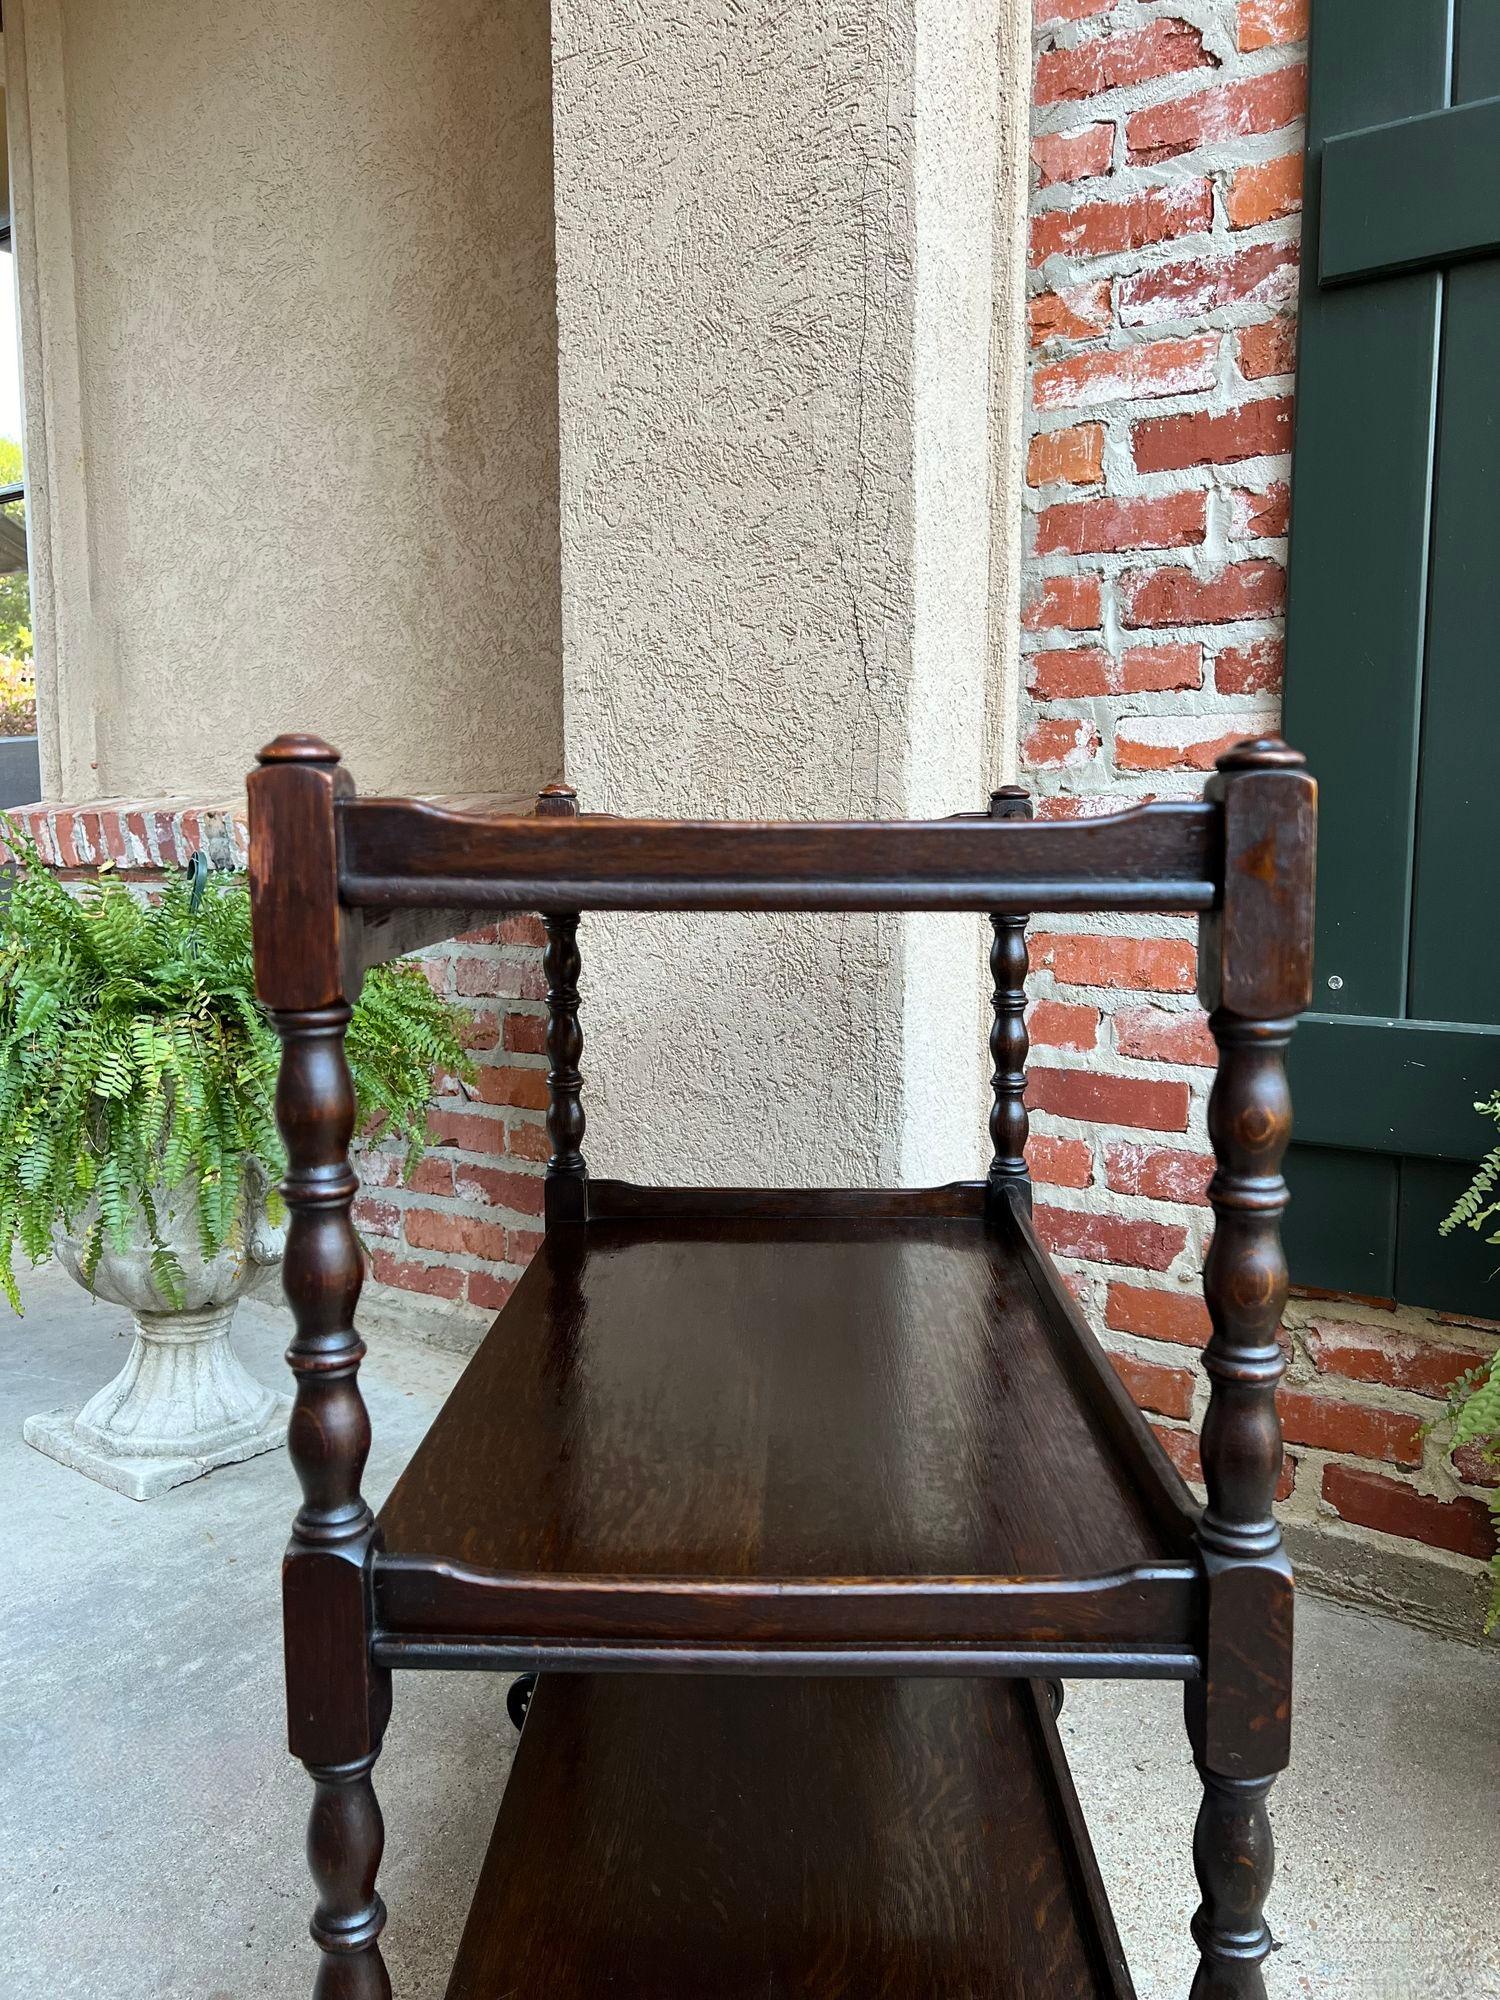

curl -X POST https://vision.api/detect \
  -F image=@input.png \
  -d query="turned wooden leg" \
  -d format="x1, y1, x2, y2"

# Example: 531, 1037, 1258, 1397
1188, 739, 1315, 2000
985, 784, 1032, 1219
542, 906, 587, 1227
272, 992, 391, 1998
251, 740, 396, 1999
538, 783, 589, 1231
272, 992, 392, 1994
1186, 994, 1291, 2000
307, 1752, 392, 2000
1189, 1769, 1275, 2000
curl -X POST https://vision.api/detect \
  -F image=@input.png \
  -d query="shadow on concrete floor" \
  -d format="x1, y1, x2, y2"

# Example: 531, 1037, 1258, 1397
3, 1263, 1497, 1999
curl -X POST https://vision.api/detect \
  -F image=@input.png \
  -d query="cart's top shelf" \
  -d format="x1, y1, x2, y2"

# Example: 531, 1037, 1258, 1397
374, 1195, 1199, 1660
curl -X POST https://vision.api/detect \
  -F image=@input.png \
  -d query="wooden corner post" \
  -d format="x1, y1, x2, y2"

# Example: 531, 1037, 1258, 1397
986, 785, 1032, 1217
537, 783, 587, 1227
1190, 736, 1316, 2000
248, 735, 393, 2000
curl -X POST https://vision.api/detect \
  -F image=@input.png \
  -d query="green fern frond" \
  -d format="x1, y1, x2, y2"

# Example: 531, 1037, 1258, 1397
1439, 1101, 1500, 1632
0, 832, 468, 1317
1440, 1129, 1500, 1239
1451, 1355, 1500, 1452
79, 1215, 104, 1289
1427, 1347, 1500, 1635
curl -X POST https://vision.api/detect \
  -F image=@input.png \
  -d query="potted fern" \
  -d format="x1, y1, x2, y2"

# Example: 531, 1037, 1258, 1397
4, 827, 470, 1499
1439, 1090, 1500, 1632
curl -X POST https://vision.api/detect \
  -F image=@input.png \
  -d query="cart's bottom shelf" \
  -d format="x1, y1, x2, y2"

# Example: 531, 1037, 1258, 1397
445, 1674, 1135, 1999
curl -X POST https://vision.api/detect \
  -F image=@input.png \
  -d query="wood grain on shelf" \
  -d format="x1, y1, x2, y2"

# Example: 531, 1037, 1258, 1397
374, 1211, 1198, 1653
444, 1674, 1135, 2000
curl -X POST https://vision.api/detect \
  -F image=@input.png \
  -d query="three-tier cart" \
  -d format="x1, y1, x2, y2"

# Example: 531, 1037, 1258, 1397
248, 731, 1315, 1999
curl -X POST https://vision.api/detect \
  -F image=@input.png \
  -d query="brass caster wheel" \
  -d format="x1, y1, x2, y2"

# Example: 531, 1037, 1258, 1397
507, 1674, 537, 1731
1044, 1678, 1065, 1719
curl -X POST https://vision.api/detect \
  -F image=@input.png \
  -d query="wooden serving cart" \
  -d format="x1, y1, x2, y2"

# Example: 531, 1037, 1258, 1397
247, 732, 1315, 1999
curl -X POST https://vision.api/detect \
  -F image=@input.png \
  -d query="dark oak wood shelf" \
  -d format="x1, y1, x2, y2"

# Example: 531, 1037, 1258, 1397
373, 1194, 1201, 1673
444, 1673, 1135, 2000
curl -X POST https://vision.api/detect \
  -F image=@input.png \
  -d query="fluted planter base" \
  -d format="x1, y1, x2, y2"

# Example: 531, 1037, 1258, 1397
24, 1303, 291, 1501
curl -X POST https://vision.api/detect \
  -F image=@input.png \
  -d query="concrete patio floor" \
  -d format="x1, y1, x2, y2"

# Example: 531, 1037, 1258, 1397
3, 1263, 1497, 2000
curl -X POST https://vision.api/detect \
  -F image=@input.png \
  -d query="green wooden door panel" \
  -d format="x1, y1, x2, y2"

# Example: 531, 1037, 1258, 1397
1407, 0, 1500, 1038
1284, 0, 1451, 1021
1284, 1147, 1399, 1302
1320, 95, 1500, 284
1289, 1017, 1500, 1159
1456, 0, 1500, 98
1280, 268, 1438, 1018
1406, 251, 1500, 1026
1302, 0, 1453, 130
1396, 1158, 1500, 1318
1283, 0, 1500, 1317
1287, 1149, 1500, 1319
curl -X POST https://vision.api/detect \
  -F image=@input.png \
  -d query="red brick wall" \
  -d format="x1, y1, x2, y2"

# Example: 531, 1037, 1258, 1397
355, 917, 549, 1324
1022, 0, 1497, 1601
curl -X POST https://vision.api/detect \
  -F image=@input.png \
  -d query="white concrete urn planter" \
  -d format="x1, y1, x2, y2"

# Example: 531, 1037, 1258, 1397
24, 1176, 290, 1500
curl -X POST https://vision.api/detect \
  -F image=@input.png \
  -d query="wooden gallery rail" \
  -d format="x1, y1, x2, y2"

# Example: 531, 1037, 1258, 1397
247, 732, 1316, 2000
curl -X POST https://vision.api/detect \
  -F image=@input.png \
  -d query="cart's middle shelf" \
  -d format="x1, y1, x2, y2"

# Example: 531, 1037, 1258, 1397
372, 1199, 1202, 1669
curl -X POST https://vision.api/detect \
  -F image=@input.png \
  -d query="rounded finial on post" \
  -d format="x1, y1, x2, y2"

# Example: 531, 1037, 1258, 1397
537, 780, 579, 819
1215, 735, 1305, 773
257, 733, 342, 766
988, 784, 1031, 820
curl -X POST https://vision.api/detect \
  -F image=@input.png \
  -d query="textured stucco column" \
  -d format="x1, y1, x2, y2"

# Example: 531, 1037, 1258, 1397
552, 1, 1030, 1184
7, 0, 564, 800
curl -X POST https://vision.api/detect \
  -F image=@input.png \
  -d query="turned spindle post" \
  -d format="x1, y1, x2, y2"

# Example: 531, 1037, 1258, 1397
1187, 736, 1316, 2000
249, 736, 392, 2000
986, 785, 1032, 1216
537, 783, 587, 1227
1189, 1770, 1277, 2000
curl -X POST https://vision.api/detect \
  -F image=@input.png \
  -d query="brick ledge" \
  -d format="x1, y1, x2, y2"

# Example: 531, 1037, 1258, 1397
5, 787, 539, 874
5, 798, 248, 872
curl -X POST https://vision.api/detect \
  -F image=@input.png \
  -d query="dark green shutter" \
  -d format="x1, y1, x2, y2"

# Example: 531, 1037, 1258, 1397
1283, 0, 1500, 1316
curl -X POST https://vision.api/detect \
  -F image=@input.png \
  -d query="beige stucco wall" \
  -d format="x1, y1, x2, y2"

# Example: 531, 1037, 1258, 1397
552, 2, 913, 1189
902, 0, 1028, 1185
6, 0, 563, 801
6, 0, 1034, 1187
552, 0, 1031, 1186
